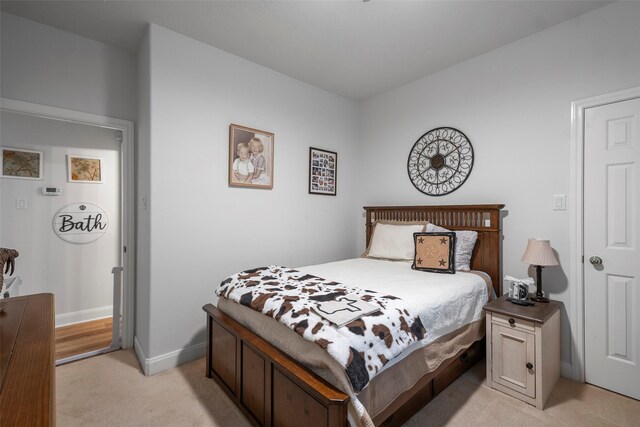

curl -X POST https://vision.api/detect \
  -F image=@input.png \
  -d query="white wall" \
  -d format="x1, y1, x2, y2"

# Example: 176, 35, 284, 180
1, 11, 137, 330
6, 3, 637, 377
358, 1, 640, 375
136, 24, 360, 368
0, 12, 137, 121
0, 111, 121, 325
136, 27, 152, 354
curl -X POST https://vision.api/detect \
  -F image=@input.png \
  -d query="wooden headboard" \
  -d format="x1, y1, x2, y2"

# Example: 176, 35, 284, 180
364, 204, 505, 295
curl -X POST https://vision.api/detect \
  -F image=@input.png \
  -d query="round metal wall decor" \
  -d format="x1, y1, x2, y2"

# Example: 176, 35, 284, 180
407, 127, 474, 196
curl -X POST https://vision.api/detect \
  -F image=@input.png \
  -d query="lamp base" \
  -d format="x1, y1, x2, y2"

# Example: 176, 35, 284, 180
530, 295, 550, 303
531, 265, 550, 303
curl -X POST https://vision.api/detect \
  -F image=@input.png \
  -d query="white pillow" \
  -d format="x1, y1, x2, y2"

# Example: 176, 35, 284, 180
426, 224, 478, 271
367, 223, 425, 260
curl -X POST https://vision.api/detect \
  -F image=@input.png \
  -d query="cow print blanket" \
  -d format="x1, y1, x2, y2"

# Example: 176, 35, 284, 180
216, 265, 426, 393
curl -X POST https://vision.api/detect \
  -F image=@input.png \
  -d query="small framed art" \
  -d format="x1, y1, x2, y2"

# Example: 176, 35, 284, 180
1, 147, 44, 180
68, 155, 103, 183
229, 124, 274, 189
309, 147, 337, 196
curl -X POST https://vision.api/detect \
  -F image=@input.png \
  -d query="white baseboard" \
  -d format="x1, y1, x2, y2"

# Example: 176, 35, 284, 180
55, 305, 113, 327
134, 336, 149, 375
134, 335, 206, 376
133, 335, 149, 375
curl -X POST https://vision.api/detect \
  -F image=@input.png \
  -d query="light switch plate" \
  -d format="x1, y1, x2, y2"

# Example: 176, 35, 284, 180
553, 194, 566, 210
16, 198, 27, 209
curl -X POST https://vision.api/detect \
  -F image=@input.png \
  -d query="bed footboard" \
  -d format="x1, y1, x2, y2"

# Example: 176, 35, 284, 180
204, 303, 350, 427
204, 303, 484, 427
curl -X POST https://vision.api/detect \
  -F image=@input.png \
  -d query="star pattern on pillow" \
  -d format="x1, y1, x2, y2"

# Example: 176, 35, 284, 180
411, 231, 456, 274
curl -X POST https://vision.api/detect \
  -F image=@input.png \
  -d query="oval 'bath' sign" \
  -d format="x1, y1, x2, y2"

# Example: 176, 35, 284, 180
53, 203, 109, 244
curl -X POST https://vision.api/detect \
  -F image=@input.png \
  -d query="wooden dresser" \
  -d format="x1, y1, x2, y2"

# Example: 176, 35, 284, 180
1, 293, 56, 426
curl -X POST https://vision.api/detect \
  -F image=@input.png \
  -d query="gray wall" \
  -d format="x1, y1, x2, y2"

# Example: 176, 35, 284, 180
135, 26, 152, 358
3, 2, 640, 377
1, 111, 121, 325
358, 1, 640, 375
137, 24, 360, 365
1, 12, 137, 121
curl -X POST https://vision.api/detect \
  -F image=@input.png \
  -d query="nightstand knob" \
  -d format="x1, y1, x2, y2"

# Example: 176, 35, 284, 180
508, 318, 515, 325
526, 362, 533, 370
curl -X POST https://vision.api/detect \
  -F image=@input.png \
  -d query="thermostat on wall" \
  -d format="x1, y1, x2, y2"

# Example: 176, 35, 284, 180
41, 187, 62, 196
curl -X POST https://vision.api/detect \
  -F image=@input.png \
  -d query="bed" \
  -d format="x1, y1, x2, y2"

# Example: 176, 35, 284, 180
203, 204, 504, 427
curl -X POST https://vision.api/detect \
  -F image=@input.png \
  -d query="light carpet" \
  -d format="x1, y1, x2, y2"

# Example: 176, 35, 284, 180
56, 349, 640, 426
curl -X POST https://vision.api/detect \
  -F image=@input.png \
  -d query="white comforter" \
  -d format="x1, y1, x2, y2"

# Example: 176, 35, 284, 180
218, 257, 491, 426
298, 257, 490, 350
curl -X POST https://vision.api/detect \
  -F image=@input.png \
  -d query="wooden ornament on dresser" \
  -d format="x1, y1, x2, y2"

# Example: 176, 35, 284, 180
0, 248, 19, 300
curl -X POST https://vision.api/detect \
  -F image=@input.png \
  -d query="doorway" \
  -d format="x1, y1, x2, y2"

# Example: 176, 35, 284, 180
0, 98, 134, 362
571, 87, 640, 399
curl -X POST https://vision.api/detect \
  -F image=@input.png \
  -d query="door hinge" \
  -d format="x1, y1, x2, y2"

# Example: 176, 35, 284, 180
124, 246, 127, 253
581, 255, 584, 263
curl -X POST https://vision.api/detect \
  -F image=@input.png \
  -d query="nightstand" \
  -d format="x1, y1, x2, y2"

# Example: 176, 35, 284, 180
483, 295, 562, 409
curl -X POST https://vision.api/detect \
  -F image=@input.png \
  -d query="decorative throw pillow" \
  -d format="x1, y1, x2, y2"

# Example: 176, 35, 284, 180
426, 224, 478, 271
362, 220, 430, 258
366, 223, 425, 261
411, 232, 456, 274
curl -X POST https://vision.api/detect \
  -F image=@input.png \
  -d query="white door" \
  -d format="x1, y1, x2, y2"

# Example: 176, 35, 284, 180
584, 97, 640, 399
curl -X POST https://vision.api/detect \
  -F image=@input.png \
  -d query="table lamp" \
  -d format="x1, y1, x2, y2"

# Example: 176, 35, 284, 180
521, 238, 558, 303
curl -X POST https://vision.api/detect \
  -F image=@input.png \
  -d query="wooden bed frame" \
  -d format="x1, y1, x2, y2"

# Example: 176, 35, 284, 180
204, 204, 504, 427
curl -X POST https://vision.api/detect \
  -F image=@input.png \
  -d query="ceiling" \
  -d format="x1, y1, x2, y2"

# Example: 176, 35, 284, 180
1, 1, 611, 101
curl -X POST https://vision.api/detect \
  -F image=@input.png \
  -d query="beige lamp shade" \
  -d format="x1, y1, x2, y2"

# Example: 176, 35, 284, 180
521, 238, 558, 266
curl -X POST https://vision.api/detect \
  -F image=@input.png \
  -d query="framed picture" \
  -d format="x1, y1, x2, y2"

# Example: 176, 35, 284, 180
1, 147, 44, 180
229, 124, 274, 189
68, 155, 103, 183
308, 147, 337, 196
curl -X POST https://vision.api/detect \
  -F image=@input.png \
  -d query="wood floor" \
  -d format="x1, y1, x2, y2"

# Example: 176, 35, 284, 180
55, 317, 113, 361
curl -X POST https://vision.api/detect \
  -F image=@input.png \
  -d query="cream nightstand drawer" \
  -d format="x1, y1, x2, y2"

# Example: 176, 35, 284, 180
492, 312, 535, 332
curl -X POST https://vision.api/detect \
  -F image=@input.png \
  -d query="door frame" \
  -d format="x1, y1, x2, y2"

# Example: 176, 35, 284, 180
569, 85, 640, 382
0, 97, 135, 349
